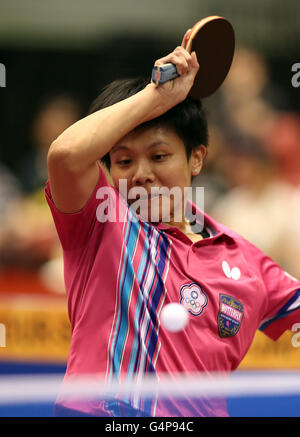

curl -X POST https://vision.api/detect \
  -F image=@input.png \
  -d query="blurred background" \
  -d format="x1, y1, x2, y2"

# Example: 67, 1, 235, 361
0, 0, 299, 416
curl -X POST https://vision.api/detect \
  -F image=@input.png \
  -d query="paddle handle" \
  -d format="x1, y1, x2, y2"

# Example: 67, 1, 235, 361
151, 63, 179, 85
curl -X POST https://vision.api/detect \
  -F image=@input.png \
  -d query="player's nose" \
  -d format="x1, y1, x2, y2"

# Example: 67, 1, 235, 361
131, 159, 155, 186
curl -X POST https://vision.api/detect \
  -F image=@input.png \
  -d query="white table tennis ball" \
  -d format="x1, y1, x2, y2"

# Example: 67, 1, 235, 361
161, 303, 189, 332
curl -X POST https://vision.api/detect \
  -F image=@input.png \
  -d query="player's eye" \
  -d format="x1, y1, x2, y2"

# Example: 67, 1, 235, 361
153, 154, 168, 162
117, 159, 131, 166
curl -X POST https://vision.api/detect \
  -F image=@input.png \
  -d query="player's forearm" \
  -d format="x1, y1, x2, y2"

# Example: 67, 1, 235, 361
48, 83, 163, 173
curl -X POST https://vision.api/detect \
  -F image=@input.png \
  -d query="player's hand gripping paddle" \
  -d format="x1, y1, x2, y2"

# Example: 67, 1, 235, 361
151, 16, 235, 99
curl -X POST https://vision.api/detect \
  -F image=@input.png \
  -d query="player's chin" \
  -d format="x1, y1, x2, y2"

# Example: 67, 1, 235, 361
147, 202, 180, 224
127, 195, 181, 224
134, 204, 165, 224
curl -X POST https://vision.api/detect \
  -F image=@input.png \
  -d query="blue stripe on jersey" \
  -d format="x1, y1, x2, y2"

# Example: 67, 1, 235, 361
259, 289, 300, 332
127, 223, 156, 376
132, 227, 169, 375
132, 225, 159, 374
109, 215, 139, 377
126, 223, 171, 415
144, 234, 170, 367
108, 208, 171, 415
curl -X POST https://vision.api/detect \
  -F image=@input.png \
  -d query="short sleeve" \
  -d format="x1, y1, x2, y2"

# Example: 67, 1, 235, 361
44, 162, 110, 251
255, 247, 300, 341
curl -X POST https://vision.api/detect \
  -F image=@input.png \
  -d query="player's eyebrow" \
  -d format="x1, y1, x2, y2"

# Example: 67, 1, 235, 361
110, 141, 170, 154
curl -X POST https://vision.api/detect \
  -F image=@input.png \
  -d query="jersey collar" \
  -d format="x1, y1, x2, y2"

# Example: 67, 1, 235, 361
155, 199, 236, 244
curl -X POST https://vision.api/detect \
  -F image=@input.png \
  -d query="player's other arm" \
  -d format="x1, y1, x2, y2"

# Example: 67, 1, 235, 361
47, 47, 199, 214
47, 87, 162, 214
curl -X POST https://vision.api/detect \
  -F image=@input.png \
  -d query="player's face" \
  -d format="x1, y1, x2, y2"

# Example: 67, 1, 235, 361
109, 126, 206, 224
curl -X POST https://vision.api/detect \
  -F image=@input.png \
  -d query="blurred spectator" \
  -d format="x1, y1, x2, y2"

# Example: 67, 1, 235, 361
210, 140, 300, 279
262, 112, 300, 186
0, 161, 22, 266
203, 46, 300, 279
17, 94, 82, 194
0, 188, 61, 271
0, 161, 22, 219
222, 47, 269, 106
191, 124, 230, 213
218, 47, 285, 157
221, 47, 289, 111
0, 94, 81, 293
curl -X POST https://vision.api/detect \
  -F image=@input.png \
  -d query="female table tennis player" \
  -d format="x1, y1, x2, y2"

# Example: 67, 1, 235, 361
45, 44, 300, 417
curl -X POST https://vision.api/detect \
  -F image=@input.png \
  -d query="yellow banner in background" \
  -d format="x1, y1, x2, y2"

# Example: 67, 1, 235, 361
0, 295, 71, 362
239, 329, 300, 369
0, 294, 299, 367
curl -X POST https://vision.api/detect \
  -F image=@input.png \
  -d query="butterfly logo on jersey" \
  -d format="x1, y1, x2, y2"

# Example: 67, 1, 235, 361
218, 294, 244, 338
180, 283, 208, 316
222, 260, 241, 281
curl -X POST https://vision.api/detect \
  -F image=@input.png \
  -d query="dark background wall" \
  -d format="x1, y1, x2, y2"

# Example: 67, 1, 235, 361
0, 0, 299, 177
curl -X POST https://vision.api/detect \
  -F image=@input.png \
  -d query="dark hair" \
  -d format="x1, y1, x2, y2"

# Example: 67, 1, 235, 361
88, 78, 209, 170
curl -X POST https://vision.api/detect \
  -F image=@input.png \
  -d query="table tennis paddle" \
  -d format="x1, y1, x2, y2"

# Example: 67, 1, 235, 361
151, 16, 235, 99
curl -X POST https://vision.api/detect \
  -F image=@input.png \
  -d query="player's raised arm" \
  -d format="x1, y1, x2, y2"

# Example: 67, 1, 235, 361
46, 48, 199, 214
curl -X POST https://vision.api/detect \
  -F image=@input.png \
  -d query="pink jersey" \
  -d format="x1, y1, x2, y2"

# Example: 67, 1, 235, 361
45, 163, 300, 417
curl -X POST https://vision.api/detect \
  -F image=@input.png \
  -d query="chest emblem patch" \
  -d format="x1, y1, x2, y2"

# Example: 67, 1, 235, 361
180, 283, 208, 316
218, 294, 244, 338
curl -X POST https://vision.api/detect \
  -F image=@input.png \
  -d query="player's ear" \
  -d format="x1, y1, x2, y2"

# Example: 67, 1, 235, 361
190, 145, 206, 176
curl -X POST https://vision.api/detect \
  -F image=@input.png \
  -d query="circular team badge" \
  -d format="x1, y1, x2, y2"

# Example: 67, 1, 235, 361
180, 283, 208, 316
